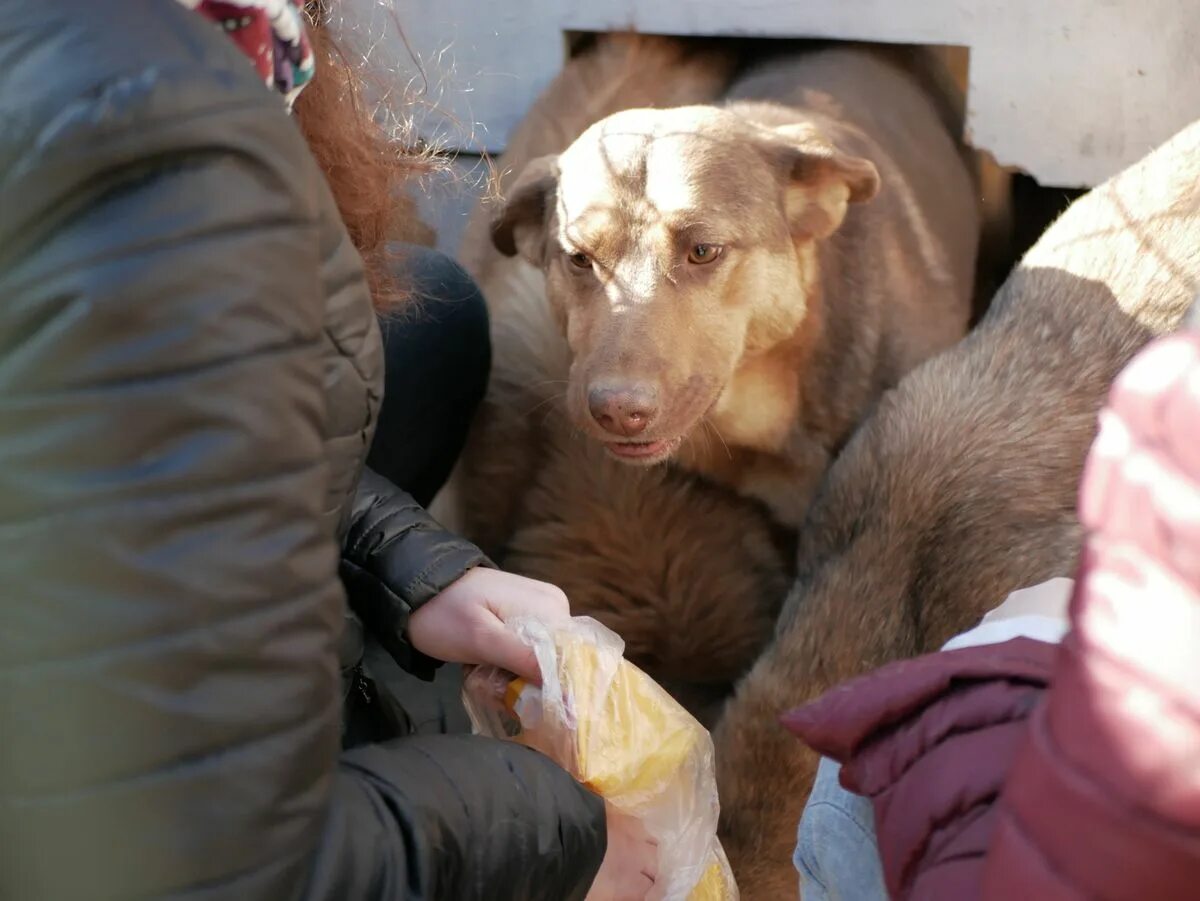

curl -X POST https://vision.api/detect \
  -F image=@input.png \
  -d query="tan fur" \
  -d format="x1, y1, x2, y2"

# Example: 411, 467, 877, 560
489, 47, 979, 527
501, 413, 794, 726
459, 34, 741, 289
714, 120, 1200, 899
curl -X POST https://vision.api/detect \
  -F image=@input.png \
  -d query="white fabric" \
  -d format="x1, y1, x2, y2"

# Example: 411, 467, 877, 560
941, 577, 1074, 652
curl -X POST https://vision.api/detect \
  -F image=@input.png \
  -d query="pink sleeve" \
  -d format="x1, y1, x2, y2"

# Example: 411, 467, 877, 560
983, 334, 1200, 900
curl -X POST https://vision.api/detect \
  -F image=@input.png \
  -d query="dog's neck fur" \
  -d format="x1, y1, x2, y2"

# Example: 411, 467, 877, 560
676, 216, 876, 526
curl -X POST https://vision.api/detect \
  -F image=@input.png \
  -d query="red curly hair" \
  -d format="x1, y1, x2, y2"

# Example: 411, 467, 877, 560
292, 3, 433, 309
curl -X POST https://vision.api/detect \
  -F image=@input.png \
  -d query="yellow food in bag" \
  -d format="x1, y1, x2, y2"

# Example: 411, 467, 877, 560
465, 617, 738, 901
563, 638, 698, 797
692, 853, 739, 901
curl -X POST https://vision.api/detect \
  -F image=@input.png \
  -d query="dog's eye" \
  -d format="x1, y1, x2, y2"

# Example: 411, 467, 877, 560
567, 251, 593, 270
687, 243, 722, 265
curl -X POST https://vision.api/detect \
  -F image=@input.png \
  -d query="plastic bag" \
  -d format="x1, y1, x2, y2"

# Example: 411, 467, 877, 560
462, 616, 738, 901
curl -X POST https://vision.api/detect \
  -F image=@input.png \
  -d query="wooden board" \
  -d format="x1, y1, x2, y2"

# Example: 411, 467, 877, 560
342, 0, 1200, 188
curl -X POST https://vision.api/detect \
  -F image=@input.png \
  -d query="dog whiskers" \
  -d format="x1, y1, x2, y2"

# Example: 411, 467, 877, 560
704, 418, 733, 460
523, 392, 568, 418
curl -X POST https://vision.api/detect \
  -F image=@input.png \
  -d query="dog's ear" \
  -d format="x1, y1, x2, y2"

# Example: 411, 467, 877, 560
491, 154, 560, 265
764, 123, 880, 239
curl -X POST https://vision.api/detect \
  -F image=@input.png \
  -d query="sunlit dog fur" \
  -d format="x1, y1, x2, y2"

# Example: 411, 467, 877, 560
712, 120, 1200, 898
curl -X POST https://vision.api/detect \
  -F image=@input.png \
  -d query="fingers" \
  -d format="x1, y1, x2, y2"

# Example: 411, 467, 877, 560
631, 842, 658, 897
477, 617, 543, 683
493, 573, 571, 623
412, 568, 572, 679
479, 574, 571, 683
638, 837, 659, 885
535, 581, 571, 619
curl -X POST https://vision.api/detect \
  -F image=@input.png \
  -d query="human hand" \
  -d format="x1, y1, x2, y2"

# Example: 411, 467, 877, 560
586, 803, 659, 901
407, 567, 570, 681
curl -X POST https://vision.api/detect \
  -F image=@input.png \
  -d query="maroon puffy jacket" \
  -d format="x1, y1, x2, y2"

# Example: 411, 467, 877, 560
784, 637, 1058, 899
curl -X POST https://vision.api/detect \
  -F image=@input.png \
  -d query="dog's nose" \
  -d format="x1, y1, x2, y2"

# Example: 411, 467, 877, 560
587, 383, 658, 437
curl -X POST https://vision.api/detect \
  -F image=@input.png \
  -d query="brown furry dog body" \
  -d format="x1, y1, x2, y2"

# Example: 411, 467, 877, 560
714, 120, 1200, 898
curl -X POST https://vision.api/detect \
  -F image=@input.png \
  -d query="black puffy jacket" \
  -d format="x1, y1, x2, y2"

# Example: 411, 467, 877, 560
0, 2, 605, 898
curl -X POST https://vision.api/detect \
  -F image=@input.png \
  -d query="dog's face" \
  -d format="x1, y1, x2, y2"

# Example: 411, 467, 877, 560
492, 105, 879, 465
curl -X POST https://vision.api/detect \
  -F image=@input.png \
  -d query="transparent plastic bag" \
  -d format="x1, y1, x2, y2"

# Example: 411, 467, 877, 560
462, 616, 738, 901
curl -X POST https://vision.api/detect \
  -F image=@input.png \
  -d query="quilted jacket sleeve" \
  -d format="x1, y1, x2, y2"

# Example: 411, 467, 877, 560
341, 467, 492, 680
0, 3, 606, 900
983, 332, 1200, 901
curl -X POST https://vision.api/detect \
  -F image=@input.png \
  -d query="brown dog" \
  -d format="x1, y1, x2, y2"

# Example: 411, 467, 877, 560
489, 46, 979, 527
713, 119, 1200, 899
454, 36, 791, 716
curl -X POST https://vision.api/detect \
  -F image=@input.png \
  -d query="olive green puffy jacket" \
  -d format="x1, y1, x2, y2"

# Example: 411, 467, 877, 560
0, 2, 605, 898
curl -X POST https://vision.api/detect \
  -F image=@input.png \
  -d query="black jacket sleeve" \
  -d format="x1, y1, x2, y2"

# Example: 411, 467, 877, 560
312, 735, 606, 901
340, 467, 492, 680
0, 4, 606, 899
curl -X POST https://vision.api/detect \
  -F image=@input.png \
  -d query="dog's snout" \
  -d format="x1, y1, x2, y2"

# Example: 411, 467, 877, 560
587, 383, 658, 437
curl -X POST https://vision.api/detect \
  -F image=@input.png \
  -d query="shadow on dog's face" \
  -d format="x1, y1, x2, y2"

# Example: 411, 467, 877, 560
492, 105, 878, 465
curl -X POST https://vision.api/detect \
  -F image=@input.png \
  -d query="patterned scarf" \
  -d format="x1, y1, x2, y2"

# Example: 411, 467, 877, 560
177, 0, 315, 108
